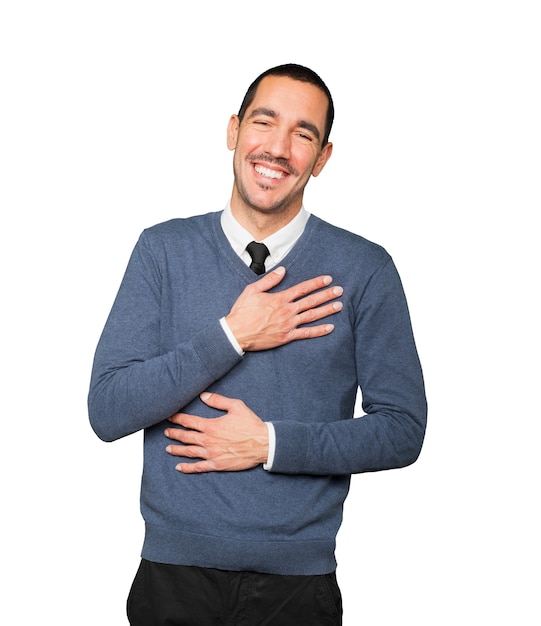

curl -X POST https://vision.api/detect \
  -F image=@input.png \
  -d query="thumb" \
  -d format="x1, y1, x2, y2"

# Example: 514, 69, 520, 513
253, 266, 286, 293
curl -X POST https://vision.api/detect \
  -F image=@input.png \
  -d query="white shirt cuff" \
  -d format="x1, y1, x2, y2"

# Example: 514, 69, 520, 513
263, 422, 276, 470
220, 317, 244, 356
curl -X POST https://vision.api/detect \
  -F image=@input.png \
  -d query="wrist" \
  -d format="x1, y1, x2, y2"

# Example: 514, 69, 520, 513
224, 313, 254, 352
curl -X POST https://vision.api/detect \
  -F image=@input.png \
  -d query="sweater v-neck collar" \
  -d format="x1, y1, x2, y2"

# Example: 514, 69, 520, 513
220, 203, 310, 269
211, 209, 318, 277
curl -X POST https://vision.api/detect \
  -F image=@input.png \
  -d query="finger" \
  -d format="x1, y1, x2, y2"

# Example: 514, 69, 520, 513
251, 266, 286, 293
287, 322, 336, 341
168, 412, 191, 425
282, 275, 335, 302
295, 300, 343, 324
200, 391, 241, 413
164, 427, 202, 444
294, 285, 343, 313
176, 460, 216, 474
166, 443, 189, 455
166, 443, 205, 458
168, 413, 205, 431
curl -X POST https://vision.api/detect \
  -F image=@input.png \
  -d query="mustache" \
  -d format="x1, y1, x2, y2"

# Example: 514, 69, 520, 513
246, 154, 298, 177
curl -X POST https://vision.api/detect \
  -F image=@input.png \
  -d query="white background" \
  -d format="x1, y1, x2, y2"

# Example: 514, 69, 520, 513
1, 1, 539, 624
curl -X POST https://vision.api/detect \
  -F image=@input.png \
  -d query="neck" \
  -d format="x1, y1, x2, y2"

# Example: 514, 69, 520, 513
230, 194, 302, 240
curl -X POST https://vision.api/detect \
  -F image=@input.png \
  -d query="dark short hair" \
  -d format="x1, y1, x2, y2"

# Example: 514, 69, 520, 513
238, 63, 334, 146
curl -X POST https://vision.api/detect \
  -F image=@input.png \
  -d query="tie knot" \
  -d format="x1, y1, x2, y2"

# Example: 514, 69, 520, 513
246, 241, 270, 275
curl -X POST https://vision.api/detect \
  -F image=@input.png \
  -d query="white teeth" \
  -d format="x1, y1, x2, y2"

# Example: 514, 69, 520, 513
254, 164, 284, 179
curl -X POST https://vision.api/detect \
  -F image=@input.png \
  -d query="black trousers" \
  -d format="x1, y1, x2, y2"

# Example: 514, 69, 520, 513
127, 559, 343, 626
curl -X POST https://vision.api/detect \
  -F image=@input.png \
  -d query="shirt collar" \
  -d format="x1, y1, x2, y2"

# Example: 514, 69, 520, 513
220, 202, 310, 267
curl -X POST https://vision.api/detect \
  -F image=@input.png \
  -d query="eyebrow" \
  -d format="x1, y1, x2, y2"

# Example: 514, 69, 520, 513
248, 107, 321, 142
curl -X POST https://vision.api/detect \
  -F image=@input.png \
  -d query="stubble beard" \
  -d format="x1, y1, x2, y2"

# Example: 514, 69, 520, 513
233, 154, 305, 217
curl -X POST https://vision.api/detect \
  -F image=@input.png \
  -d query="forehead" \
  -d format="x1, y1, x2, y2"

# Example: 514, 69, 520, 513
248, 75, 328, 136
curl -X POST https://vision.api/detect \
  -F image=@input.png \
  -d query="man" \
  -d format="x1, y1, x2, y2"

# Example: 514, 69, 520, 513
89, 63, 427, 625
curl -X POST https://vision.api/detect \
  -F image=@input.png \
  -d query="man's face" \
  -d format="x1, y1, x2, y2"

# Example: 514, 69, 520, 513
227, 75, 333, 221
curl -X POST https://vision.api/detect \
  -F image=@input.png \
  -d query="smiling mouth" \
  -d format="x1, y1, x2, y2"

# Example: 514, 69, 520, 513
254, 164, 286, 180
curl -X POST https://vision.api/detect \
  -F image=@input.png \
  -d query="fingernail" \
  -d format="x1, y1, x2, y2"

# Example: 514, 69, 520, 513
323, 275, 332, 285
333, 286, 343, 296
333, 302, 343, 311
200, 391, 212, 401
325, 324, 335, 332
274, 266, 285, 275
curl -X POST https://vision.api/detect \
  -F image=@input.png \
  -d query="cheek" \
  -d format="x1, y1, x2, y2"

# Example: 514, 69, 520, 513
237, 131, 263, 155
293, 142, 319, 165
295, 152, 319, 177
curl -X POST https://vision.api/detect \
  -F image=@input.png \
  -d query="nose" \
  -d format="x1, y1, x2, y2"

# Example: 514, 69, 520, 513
264, 127, 291, 160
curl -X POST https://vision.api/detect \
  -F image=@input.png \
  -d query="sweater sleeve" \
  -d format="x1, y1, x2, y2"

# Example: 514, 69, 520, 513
88, 232, 243, 442
269, 258, 427, 475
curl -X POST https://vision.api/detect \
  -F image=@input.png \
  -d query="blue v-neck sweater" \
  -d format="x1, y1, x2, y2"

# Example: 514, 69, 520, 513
89, 210, 427, 575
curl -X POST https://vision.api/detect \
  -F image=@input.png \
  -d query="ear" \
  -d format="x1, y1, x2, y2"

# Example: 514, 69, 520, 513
312, 142, 333, 177
227, 115, 240, 151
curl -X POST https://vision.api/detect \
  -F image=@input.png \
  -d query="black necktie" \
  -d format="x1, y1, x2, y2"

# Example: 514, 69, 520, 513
246, 241, 270, 275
